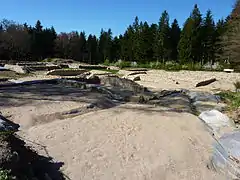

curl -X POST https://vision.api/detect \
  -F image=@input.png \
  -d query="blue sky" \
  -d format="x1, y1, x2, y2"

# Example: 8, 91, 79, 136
1, 0, 235, 37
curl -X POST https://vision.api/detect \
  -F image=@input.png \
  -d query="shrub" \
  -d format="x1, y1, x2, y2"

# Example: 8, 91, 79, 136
0, 169, 15, 180
234, 81, 240, 92
217, 91, 240, 109
103, 59, 110, 66
115, 61, 131, 69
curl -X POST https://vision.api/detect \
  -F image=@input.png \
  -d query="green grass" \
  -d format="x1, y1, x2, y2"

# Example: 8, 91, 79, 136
234, 81, 240, 90
0, 169, 15, 180
217, 91, 240, 110
104, 60, 225, 72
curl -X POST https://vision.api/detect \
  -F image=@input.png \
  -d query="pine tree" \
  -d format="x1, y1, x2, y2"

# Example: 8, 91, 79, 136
121, 25, 135, 61
111, 36, 121, 62
202, 10, 216, 65
139, 21, 152, 63
178, 4, 203, 64
154, 10, 170, 63
99, 29, 112, 62
190, 4, 203, 64
178, 18, 194, 64
79, 31, 87, 62
221, 0, 240, 69
132, 16, 141, 62
214, 19, 227, 61
169, 19, 181, 61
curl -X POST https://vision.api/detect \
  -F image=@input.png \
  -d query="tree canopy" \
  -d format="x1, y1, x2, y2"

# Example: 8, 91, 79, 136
0, 1, 239, 69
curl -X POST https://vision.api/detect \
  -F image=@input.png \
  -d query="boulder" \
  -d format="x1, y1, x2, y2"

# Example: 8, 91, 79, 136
0, 114, 19, 132
211, 131, 240, 179
100, 76, 146, 94
4, 64, 27, 74
199, 110, 234, 136
196, 78, 217, 87
47, 69, 88, 76
187, 91, 220, 103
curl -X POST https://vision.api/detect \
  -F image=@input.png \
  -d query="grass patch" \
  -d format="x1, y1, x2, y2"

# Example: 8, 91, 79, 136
234, 81, 240, 91
107, 60, 225, 72
0, 169, 15, 180
217, 91, 240, 110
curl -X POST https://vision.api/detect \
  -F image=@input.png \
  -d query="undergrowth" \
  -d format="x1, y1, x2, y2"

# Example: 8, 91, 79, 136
103, 60, 226, 72
0, 169, 15, 180
217, 91, 240, 110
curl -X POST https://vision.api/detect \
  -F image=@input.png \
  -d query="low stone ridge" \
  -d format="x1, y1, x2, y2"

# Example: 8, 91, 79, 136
79, 64, 108, 70
125, 68, 148, 72
47, 69, 88, 76
27, 65, 61, 71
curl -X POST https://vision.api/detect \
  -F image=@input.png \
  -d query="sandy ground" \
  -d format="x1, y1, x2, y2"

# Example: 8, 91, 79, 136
19, 104, 224, 180
2, 70, 239, 179
120, 70, 240, 92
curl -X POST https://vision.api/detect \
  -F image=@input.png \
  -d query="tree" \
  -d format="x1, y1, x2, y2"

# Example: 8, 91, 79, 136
201, 10, 216, 65
110, 36, 121, 62
190, 4, 203, 64
121, 25, 135, 61
87, 34, 99, 64
169, 19, 181, 61
132, 16, 141, 62
153, 10, 170, 63
220, 0, 240, 68
79, 31, 87, 62
178, 18, 194, 63
99, 29, 112, 63
178, 4, 203, 64
0, 19, 31, 60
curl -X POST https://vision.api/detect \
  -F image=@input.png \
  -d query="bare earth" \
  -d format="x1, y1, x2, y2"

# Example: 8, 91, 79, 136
2, 70, 240, 180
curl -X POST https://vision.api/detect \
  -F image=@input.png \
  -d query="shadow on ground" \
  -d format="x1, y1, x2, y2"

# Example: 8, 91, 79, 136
1, 133, 67, 180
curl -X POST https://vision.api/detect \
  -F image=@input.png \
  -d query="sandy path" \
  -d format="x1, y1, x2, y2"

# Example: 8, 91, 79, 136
19, 104, 224, 180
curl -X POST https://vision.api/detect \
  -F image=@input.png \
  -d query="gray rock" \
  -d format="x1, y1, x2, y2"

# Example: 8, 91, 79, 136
211, 131, 240, 179
199, 110, 234, 135
87, 103, 95, 109
188, 91, 220, 103
4, 64, 27, 74
193, 101, 227, 113
100, 76, 146, 94
0, 115, 19, 132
